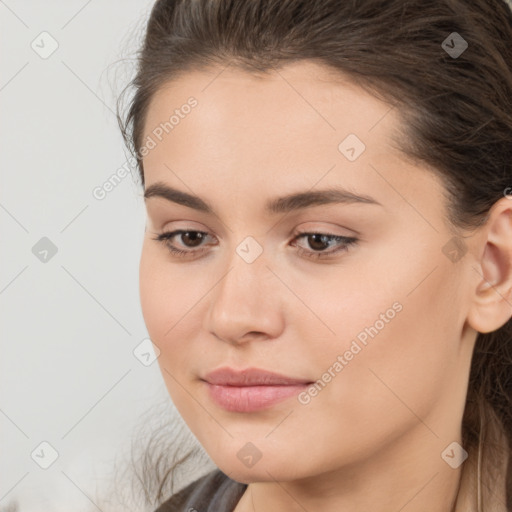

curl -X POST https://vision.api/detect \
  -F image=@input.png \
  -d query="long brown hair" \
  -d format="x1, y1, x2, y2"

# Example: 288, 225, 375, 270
116, 0, 512, 509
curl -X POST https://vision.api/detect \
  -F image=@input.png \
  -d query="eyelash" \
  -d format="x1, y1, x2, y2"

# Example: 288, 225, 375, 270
151, 229, 358, 261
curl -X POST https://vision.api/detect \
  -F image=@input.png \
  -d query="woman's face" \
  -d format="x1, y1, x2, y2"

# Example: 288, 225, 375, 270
139, 61, 479, 483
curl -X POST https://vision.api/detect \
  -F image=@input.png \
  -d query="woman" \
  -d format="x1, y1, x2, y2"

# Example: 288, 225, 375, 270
116, 0, 512, 510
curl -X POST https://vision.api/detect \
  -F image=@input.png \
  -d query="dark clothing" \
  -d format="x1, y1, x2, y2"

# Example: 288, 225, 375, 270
155, 469, 247, 512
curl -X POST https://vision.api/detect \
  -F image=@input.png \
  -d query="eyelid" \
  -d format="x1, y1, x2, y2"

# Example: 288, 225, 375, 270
291, 222, 358, 238
153, 221, 356, 245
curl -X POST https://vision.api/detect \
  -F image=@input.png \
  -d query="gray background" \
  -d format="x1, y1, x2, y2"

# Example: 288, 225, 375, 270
0, 1, 208, 510
3, 0, 512, 511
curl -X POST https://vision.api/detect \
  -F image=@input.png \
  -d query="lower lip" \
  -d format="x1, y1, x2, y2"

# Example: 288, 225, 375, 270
204, 382, 310, 412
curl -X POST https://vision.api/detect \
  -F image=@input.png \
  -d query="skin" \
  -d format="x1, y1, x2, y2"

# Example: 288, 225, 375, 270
138, 61, 512, 512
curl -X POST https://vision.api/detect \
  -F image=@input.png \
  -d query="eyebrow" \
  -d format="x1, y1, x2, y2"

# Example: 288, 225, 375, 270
143, 181, 382, 215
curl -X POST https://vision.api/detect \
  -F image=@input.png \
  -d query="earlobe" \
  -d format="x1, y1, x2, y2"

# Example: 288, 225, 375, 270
467, 198, 512, 334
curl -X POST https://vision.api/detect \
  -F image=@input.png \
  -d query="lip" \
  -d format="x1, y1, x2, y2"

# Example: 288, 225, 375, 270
203, 367, 313, 386
201, 367, 313, 412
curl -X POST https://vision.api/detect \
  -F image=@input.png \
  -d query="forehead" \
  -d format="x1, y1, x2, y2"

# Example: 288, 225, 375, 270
143, 61, 399, 165
143, 61, 399, 153
140, 61, 445, 219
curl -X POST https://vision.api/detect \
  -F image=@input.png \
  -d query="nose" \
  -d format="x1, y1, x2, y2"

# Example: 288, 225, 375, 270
203, 246, 285, 346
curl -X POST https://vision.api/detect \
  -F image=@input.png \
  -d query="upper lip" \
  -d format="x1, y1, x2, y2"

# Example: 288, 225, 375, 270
202, 367, 313, 386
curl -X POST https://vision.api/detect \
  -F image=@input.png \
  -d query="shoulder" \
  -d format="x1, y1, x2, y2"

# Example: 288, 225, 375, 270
154, 468, 247, 512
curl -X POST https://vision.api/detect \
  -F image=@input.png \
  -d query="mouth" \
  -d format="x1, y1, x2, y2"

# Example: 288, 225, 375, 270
201, 367, 314, 412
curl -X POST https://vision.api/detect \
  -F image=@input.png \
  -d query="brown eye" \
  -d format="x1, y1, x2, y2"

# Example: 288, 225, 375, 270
306, 234, 334, 251
179, 231, 206, 248
291, 231, 358, 260
152, 228, 358, 261
151, 230, 214, 257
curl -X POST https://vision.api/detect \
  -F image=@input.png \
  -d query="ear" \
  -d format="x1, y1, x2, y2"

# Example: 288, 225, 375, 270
466, 197, 512, 334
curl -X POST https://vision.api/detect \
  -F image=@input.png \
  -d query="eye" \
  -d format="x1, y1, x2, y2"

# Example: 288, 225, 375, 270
151, 229, 358, 260
151, 229, 213, 258
291, 230, 358, 260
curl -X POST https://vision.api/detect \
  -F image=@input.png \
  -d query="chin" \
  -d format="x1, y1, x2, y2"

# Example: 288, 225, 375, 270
213, 455, 308, 484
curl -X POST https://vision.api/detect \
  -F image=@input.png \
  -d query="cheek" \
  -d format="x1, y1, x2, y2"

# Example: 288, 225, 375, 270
139, 245, 197, 363
302, 251, 463, 434
139, 243, 217, 400
139, 249, 199, 412
139, 247, 169, 341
